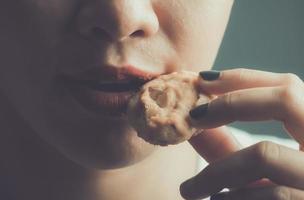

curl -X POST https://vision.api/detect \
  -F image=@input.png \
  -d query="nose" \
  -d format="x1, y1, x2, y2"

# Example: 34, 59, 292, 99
76, 0, 159, 42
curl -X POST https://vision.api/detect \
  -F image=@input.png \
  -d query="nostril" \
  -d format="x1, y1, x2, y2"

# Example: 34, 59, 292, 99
91, 27, 145, 40
130, 30, 145, 38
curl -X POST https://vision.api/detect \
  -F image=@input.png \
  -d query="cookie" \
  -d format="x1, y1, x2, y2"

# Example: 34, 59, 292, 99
127, 71, 210, 146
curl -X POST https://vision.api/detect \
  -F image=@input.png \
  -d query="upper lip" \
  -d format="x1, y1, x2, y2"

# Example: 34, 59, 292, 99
61, 64, 160, 92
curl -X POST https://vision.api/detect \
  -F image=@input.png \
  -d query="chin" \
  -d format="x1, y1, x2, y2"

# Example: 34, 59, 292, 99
23, 93, 159, 170
53, 125, 158, 170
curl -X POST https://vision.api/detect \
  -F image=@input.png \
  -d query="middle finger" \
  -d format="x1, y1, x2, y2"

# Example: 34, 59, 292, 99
180, 142, 304, 200
190, 86, 304, 144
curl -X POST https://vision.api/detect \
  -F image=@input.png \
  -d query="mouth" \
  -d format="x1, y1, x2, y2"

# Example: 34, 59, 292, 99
74, 79, 146, 92
60, 73, 150, 118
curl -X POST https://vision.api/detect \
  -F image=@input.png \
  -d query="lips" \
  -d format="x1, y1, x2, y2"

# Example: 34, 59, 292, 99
60, 66, 156, 118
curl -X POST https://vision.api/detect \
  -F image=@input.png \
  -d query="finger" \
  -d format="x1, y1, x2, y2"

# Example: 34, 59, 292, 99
198, 68, 303, 95
245, 178, 275, 189
189, 127, 269, 192
189, 126, 241, 163
211, 186, 304, 200
190, 86, 304, 145
180, 141, 304, 200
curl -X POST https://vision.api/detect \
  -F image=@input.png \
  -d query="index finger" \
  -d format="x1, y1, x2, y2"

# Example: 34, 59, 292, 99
198, 68, 299, 95
189, 126, 241, 163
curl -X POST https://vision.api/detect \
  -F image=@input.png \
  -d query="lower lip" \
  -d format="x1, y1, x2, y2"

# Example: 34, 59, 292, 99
65, 81, 137, 118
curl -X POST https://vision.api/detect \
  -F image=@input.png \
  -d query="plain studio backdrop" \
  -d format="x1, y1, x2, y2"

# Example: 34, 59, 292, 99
214, 0, 304, 139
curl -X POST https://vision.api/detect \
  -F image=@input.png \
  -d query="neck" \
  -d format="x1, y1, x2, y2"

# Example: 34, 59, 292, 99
0, 96, 198, 200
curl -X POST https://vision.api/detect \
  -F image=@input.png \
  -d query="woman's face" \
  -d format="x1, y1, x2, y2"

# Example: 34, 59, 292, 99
0, 0, 234, 169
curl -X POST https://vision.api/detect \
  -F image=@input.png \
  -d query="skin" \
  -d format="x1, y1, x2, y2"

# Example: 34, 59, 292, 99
1, 0, 303, 200
0, 0, 233, 169
0, 0, 234, 199
181, 69, 304, 199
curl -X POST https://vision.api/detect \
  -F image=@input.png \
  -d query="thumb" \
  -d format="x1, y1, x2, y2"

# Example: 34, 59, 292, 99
188, 126, 241, 163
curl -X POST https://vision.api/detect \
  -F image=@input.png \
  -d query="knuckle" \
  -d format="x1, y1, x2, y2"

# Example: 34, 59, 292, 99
221, 93, 234, 110
279, 85, 303, 113
283, 73, 303, 87
221, 93, 239, 121
252, 141, 281, 168
272, 186, 291, 200
278, 73, 304, 120
235, 68, 248, 82
280, 85, 298, 102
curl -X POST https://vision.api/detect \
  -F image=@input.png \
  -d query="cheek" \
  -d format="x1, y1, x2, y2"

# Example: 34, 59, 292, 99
0, 0, 77, 82
0, 0, 82, 115
158, 0, 233, 72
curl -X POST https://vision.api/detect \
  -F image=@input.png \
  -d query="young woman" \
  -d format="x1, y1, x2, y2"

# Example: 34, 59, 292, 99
1, 0, 303, 199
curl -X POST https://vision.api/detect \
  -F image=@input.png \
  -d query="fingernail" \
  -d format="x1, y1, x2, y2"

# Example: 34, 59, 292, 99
210, 193, 227, 200
189, 103, 209, 119
180, 179, 196, 199
199, 70, 220, 81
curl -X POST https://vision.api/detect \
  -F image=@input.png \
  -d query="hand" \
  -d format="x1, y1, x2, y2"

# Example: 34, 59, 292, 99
180, 68, 304, 199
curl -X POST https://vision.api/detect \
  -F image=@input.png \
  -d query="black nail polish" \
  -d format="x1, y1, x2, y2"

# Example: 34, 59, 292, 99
199, 70, 220, 81
180, 179, 195, 199
189, 103, 209, 119
210, 193, 227, 200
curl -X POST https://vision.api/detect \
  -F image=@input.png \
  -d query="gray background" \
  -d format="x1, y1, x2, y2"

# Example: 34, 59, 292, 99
214, 0, 304, 139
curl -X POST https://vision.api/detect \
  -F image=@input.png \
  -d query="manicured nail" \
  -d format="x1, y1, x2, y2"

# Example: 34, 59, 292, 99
210, 193, 227, 200
199, 70, 220, 81
189, 103, 209, 119
180, 179, 196, 199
